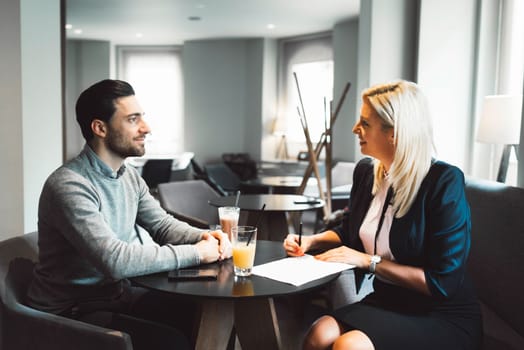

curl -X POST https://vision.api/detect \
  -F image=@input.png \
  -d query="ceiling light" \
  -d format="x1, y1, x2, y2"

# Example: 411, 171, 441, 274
135, 33, 143, 38
65, 24, 73, 30
267, 24, 276, 30
73, 29, 82, 34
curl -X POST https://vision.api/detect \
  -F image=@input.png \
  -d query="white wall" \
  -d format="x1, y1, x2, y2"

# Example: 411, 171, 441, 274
471, 0, 501, 179
259, 39, 279, 161
183, 39, 257, 163
332, 18, 359, 162
417, 0, 477, 170
499, 0, 524, 186
21, 0, 63, 233
355, 0, 418, 160
65, 40, 111, 160
244, 39, 265, 161
367, 0, 417, 85
0, 0, 24, 239
0, 0, 62, 239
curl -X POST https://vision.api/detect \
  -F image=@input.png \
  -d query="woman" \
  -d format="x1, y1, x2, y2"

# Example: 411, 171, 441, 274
284, 80, 482, 350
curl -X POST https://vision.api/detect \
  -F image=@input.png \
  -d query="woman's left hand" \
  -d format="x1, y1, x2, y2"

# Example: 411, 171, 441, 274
314, 246, 369, 268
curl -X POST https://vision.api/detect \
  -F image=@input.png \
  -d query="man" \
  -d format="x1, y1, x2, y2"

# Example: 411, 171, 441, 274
27, 79, 230, 349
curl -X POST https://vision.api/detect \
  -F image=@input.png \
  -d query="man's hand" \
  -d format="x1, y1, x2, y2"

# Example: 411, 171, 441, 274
205, 230, 232, 261
195, 234, 220, 264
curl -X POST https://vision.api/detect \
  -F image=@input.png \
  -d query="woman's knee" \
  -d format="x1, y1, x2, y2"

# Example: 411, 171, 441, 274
303, 315, 342, 350
332, 330, 374, 350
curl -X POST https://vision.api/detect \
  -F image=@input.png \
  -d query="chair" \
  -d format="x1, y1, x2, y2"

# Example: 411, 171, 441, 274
222, 153, 257, 181
140, 159, 173, 190
157, 180, 221, 229
0, 232, 132, 350
190, 158, 206, 179
331, 161, 355, 188
203, 163, 243, 196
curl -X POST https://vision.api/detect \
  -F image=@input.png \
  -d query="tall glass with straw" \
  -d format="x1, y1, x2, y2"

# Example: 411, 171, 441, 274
231, 203, 265, 277
231, 225, 257, 277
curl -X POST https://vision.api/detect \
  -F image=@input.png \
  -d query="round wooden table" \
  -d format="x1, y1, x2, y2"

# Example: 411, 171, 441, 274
133, 241, 341, 350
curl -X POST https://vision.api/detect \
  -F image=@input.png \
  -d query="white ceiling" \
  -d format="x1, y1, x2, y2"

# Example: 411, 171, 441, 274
66, 0, 360, 45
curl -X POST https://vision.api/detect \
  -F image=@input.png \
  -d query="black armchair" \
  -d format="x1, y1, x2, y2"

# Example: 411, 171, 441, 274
203, 163, 242, 196
140, 159, 173, 190
0, 232, 132, 350
157, 180, 221, 229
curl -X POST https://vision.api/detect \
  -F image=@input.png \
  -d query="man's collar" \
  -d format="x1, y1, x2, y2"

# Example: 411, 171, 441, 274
83, 144, 127, 179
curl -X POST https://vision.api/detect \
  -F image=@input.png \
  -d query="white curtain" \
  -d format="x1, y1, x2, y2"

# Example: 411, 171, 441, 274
118, 46, 184, 155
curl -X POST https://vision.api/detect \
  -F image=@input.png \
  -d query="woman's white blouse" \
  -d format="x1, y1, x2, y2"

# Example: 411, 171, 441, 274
359, 180, 396, 262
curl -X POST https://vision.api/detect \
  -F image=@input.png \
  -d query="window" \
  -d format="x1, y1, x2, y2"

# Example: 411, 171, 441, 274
286, 60, 334, 142
496, 0, 524, 185
277, 34, 334, 156
117, 46, 184, 155
472, 0, 524, 185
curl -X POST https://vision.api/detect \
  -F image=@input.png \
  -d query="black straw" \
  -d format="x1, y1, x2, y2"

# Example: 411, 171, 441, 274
247, 203, 265, 246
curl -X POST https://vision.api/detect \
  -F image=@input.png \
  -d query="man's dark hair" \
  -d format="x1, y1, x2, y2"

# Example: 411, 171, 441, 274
75, 79, 135, 141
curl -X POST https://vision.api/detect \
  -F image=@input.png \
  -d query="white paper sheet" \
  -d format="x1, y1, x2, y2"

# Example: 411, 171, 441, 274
252, 255, 354, 286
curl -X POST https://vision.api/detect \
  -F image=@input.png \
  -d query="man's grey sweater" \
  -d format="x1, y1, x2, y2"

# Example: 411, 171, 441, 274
27, 145, 204, 314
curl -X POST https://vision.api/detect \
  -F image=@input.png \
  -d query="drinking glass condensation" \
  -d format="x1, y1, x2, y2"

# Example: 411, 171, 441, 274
218, 206, 240, 240
231, 226, 257, 277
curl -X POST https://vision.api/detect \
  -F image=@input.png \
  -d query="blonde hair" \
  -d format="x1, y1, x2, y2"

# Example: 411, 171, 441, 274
362, 80, 435, 217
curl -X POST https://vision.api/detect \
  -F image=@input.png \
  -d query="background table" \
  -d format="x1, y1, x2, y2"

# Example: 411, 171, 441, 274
133, 241, 340, 350
209, 194, 324, 240
241, 175, 319, 194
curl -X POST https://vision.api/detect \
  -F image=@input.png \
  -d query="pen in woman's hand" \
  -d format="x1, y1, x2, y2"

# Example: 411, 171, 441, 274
298, 221, 303, 247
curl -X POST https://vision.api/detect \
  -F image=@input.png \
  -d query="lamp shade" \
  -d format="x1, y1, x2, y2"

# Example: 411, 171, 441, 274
476, 94, 523, 144
271, 117, 287, 136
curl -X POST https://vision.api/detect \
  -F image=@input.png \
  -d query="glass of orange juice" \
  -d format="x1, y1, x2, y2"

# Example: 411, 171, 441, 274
231, 225, 257, 277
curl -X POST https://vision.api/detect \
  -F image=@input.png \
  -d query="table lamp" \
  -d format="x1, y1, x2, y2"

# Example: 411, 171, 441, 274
271, 117, 289, 160
476, 94, 523, 182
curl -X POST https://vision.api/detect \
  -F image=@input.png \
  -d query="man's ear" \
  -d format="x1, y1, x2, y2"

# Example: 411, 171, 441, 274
91, 119, 107, 138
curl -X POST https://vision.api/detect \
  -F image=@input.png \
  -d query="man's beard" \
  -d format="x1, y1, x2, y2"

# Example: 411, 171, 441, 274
105, 129, 146, 158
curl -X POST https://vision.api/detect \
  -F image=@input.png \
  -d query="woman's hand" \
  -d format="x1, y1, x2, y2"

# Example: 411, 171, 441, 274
203, 230, 232, 261
283, 230, 343, 257
283, 233, 312, 257
316, 246, 431, 296
314, 245, 369, 268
